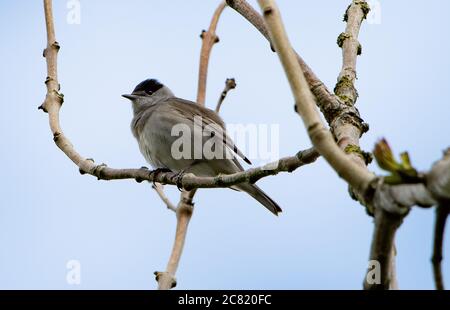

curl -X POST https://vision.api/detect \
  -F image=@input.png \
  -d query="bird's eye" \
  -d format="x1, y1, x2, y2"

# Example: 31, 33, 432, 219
145, 90, 153, 95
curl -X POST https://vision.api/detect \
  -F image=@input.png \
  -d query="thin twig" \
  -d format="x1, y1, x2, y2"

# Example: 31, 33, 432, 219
196, 1, 227, 106
215, 78, 236, 113
155, 191, 194, 290
152, 183, 177, 212
432, 203, 449, 290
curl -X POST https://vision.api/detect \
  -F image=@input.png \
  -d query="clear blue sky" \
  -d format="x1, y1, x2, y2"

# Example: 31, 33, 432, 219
0, 0, 449, 289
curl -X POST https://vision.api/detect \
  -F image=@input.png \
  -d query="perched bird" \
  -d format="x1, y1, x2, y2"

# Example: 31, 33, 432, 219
122, 79, 282, 215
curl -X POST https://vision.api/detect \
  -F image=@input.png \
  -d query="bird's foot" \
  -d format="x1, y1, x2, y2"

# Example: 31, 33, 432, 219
174, 169, 186, 192
151, 168, 172, 185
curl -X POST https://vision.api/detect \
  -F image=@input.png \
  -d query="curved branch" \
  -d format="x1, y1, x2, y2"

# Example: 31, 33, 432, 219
41, 0, 90, 173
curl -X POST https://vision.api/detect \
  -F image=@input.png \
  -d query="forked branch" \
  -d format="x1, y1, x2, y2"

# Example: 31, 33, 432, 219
257, 0, 374, 194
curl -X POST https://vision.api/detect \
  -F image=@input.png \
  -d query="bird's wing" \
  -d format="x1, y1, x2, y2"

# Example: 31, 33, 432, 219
164, 98, 252, 166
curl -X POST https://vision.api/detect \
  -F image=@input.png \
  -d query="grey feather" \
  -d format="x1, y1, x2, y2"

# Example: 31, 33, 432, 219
125, 82, 281, 215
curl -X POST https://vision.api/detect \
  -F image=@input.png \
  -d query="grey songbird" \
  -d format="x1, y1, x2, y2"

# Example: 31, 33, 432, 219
122, 79, 282, 215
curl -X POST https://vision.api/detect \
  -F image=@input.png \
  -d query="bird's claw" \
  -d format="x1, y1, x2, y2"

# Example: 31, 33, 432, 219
151, 168, 172, 186
174, 170, 186, 191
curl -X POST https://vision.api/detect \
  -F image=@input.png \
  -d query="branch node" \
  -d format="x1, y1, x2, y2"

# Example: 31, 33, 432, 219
93, 163, 108, 180
263, 7, 273, 16
226, 78, 236, 89
53, 131, 61, 143
357, 0, 371, 19
52, 90, 64, 105
200, 29, 206, 39
343, 4, 351, 22
337, 32, 351, 48
51, 41, 61, 51
38, 103, 48, 113
154, 271, 177, 289
357, 43, 362, 56
79, 158, 95, 175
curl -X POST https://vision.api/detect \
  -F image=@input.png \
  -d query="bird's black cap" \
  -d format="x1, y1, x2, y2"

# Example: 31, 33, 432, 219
132, 79, 163, 95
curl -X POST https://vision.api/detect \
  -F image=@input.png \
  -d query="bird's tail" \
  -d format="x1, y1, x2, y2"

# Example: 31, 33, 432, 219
234, 183, 282, 216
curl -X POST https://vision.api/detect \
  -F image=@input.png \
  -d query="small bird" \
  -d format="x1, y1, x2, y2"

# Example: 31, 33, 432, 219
122, 79, 282, 215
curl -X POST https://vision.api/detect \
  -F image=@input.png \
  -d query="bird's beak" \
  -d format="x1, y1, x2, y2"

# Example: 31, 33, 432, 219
122, 94, 139, 100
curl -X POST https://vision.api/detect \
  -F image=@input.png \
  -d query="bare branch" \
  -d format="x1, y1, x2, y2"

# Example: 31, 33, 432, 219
152, 183, 177, 212
257, 0, 374, 194
196, 1, 227, 106
256, 0, 431, 291
41, 0, 90, 175
215, 78, 236, 113
432, 203, 449, 290
335, 0, 370, 106
364, 209, 403, 290
337, 1, 401, 290
155, 192, 194, 290
78, 148, 318, 190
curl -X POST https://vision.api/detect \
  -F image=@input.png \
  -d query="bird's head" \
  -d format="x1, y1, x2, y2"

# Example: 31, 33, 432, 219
122, 78, 174, 111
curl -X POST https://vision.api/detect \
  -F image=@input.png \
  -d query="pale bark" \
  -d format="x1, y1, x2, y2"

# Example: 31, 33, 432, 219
196, 1, 227, 106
